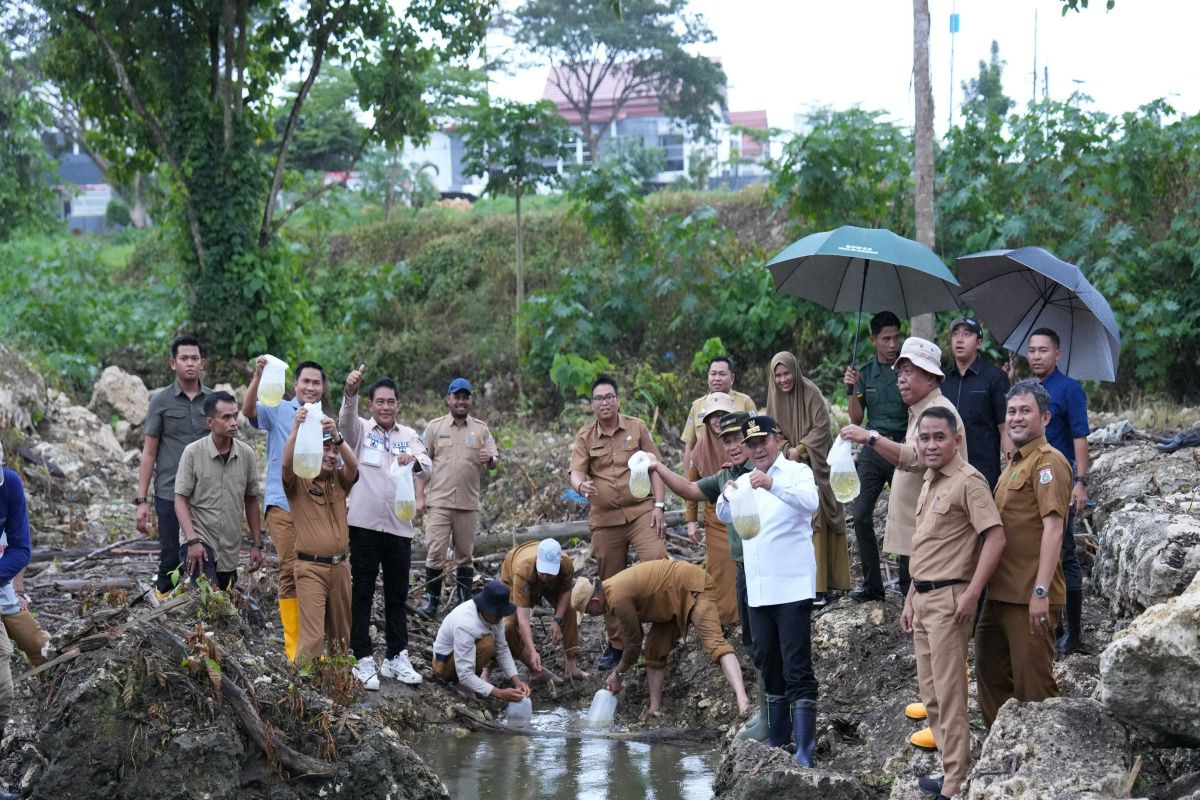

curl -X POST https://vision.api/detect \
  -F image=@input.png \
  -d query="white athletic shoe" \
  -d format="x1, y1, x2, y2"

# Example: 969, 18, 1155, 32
380, 650, 423, 685
352, 655, 381, 691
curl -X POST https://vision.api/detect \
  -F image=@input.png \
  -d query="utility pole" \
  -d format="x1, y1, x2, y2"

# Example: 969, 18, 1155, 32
948, 3, 959, 129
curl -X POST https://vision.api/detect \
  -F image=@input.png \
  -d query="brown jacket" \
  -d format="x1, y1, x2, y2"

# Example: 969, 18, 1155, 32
602, 560, 706, 673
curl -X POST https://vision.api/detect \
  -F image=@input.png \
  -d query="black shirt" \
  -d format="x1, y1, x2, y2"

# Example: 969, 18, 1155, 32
942, 356, 1009, 489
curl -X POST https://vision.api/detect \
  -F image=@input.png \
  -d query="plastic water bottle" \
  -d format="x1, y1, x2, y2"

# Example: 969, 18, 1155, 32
506, 697, 533, 720
586, 688, 617, 726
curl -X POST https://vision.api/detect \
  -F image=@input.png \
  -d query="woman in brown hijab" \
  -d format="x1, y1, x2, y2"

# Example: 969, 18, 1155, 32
683, 393, 740, 624
766, 352, 852, 601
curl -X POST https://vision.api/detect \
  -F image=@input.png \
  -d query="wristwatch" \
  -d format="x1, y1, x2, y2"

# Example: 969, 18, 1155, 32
1032, 585, 1048, 599
133, 497, 148, 506
867, 431, 880, 448
331, 436, 345, 446
654, 502, 665, 509
553, 616, 564, 626
1073, 476, 1089, 486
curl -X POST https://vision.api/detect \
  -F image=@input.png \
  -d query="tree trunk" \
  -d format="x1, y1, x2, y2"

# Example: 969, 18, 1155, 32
912, 0, 937, 342
514, 186, 525, 398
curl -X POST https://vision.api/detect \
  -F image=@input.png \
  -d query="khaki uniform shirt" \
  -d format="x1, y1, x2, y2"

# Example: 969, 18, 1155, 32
603, 560, 708, 673
423, 415, 498, 511
991, 436, 1070, 605
174, 436, 259, 572
284, 469, 357, 558
680, 390, 757, 446
569, 414, 662, 528
145, 380, 213, 500
884, 389, 969, 557
499, 540, 574, 608
911, 453, 1002, 583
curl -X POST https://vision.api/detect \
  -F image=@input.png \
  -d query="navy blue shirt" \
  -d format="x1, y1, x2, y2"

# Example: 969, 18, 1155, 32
943, 357, 1009, 489
0, 469, 33, 587
1040, 368, 1089, 471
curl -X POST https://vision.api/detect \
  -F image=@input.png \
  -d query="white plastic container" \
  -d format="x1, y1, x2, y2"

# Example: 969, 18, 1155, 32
293, 402, 325, 479
506, 697, 533, 720
585, 688, 618, 727
259, 355, 288, 407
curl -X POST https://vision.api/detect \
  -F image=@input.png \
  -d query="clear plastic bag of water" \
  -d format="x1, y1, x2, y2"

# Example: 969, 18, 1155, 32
829, 437, 860, 503
627, 451, 652, 498
586, 688, 618, 726
391, 460, 417, 521
293, 402, 325, 479
726, 476, 761, 540
259, 355, 288, 407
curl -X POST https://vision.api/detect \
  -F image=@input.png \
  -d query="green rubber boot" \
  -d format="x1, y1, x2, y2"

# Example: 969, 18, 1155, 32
736, 670, 769, 741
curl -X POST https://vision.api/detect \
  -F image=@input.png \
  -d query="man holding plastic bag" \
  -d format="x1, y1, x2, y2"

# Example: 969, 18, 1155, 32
339, 367, 430, 689
569, 375, 669, 672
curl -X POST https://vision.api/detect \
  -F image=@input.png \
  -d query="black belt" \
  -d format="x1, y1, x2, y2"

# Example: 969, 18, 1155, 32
912, 579, 965, 593
297, 551, 348, 565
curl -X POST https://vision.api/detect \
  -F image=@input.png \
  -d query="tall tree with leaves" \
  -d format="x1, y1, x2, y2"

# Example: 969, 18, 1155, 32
911, 0, 936, 340
38, 0, 491, 363
0, 38, 54, 238
513, 0, 725, 163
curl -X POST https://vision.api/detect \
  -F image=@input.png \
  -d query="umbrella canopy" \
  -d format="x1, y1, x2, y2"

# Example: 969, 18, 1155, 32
956, 246, 1121, 382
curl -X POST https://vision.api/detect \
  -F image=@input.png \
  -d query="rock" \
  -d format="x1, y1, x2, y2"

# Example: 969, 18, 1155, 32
712, 738, 870, 800
89, 365, 150, 426
1099, 571, 1200, 746
28, 403, 125, 482
1088, 418, 1134, 446
0, 343, 47, 431
966, 697, 1131, 799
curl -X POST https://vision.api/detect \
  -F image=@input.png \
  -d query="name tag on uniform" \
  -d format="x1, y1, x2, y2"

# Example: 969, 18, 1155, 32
392, 441, 409, 456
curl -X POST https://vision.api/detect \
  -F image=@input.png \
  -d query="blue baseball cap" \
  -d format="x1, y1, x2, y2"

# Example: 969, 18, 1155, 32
447, 377, 473, 395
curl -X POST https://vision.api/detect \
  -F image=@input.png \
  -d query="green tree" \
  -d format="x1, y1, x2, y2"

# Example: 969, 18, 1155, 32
361, 151, 440, 221
39, 0, 491, 364
0, 38, 55, 239
512, 0, 725, 163
279, 66, 367, 174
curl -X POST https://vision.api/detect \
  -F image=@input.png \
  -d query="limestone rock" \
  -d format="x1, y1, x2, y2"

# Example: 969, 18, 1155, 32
1100, 571, 1200, 746
712, 738, 869, 800
89, 365, 150, 426
0, 343, 46, 431
966, 697, 1130, 799
28, 403, 125, 482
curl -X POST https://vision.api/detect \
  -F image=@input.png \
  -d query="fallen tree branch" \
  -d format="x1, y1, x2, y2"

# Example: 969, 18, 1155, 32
453, 706, 719, 744
415, 511, 687, 559
63, 536, 148, 571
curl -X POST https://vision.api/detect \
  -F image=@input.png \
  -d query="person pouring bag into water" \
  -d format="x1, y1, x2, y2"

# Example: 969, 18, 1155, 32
569, 375, 670, 672
767, 352, 851, 605
499, 538, 591, 682
282, 406, 359, 664
339, 367, 430, 690
417, 378, 499, 617
583, 559, 749, 717
840, 337, 968, 749
900, 406, 1006, 800
432, 579, 531, 702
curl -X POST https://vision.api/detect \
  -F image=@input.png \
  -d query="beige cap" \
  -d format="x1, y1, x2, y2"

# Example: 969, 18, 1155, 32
894, 337, 945, 379
699, 392, 736, 420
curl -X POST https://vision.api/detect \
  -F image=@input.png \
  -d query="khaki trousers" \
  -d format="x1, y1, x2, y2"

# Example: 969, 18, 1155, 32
702, 504, 739, 625
592, 510, 669, 650
266, 507, 297, 599
294, 560, 351, 664
3, 610, 50, 666
0, 626, 11, 727
912, 584, 973, 797
976, 599, 1061, 729
504, 589, 581, 662
425, 507, 480, 570
433, 634, 496, 683
644, 586, 733, 668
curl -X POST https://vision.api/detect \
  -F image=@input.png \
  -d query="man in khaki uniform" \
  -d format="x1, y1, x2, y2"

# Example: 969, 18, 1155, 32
901, 406, 1006, 800
283, 407, 359, 663
977, 379, 1071, 729
174, 392, 264, 590
499, 538, 588, 681
570, 375, 669, 671
584, 559, 749, 716
418, 377, 498, 616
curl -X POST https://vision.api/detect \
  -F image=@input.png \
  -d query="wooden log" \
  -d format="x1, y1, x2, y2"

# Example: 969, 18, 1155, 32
31, 542, 159, 562
454, 707, 719, 744
415, 511, 687, 559
40, 577, 139, 593
63, 536, 149, 571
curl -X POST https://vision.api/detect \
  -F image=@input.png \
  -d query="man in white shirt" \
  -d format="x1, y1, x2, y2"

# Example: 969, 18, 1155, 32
716, 415, 821, 767
431, 580, 531, 702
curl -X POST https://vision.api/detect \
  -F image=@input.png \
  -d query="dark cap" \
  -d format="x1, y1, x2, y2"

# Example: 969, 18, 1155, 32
447, 377, 473, 395
741, 415, 783, 442
473, 579, 516, 617
719, 411, 752, 437
949, 316, 983, 337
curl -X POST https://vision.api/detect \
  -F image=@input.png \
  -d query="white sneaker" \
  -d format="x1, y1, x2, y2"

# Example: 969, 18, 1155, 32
380, 650, 423, 685
352, 655, 380, 691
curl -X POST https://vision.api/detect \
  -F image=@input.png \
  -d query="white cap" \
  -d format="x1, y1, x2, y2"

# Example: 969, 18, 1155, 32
895, 336, 945, 379
535, 538, 562, 575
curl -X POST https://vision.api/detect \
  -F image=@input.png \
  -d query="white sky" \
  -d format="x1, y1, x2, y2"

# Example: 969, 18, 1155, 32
487, 0, 1198, 135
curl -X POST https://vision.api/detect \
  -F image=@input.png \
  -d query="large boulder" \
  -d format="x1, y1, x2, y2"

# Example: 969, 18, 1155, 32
27, 400, 125, 481
0, 344, 46, 432
967, 697, 1131, 799
1099, 571, 1200, 746
712, 738, 870, 800
89, 365, 150, 427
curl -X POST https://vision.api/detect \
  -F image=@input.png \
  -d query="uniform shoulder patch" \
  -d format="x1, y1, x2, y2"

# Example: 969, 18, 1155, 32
1039, 466, 1053, 485
966, 481, 992, 509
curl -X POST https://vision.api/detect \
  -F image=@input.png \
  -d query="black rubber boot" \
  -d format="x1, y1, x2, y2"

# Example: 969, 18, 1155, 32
1057, 587, 1085, 655
766, 695, 792, 748
416, 568, 442, 617
455, 566, 475, 605
791, 699, 817, 767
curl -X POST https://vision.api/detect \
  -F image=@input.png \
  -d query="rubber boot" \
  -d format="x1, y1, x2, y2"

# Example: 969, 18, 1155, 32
455, 566, 475, 605
791, 699, 817, 767
416, 569, 442, 617
278, 597, 299, 662
766, 695, 792, 748
1057, 587, 1084, 655
736, 670, 770, 741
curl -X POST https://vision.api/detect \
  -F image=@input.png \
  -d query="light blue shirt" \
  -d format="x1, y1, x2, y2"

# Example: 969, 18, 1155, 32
253, 397, 301, 512
716, 453, 820, 607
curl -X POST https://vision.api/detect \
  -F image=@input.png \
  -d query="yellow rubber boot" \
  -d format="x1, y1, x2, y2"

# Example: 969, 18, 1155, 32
910, 726, 937, 750
905, 702, 928, 720
279, 597, 299, 662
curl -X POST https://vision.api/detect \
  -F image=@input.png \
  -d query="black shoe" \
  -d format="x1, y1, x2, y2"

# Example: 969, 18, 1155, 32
455, 566, 475, 605
811, 593, 827, 608
597, 646, 623, 671
850, 587, 885, 603
1056, 587, 1085, 655
416, 592, 439, 617
917, 775, 944, 795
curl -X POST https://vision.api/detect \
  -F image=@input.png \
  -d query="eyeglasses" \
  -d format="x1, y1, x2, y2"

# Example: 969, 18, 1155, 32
591, 394, 617, 405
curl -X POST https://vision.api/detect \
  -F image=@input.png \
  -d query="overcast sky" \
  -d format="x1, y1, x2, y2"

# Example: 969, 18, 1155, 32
488, 0, 1198, 135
